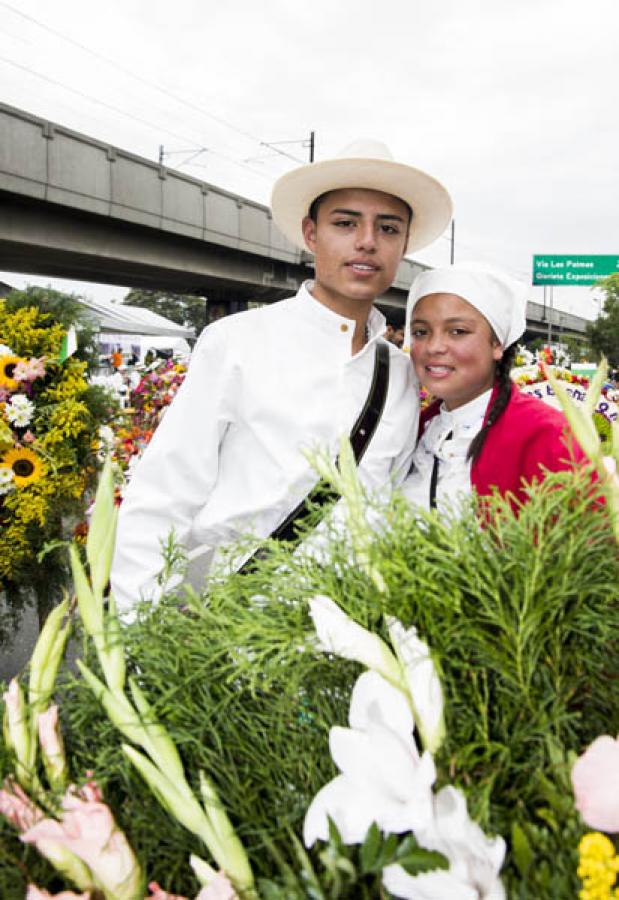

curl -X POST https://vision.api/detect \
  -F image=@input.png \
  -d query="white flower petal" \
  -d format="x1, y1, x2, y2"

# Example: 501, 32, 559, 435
388, 618, 445, 754
303, 775, 384, 846
383, 864, 478, 900
0, 467, 15, 485
412, 787, 506, 899
348, 670, 417, 752
309, 596, 402, 685
330, 726, 425, 804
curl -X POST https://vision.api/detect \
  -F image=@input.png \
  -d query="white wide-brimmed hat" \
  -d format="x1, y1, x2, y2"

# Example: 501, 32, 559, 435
270, 139, 453, 255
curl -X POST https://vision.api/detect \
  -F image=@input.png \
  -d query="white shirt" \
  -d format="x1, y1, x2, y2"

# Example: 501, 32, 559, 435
400, 389, 491, 517
111, 282, 419, 614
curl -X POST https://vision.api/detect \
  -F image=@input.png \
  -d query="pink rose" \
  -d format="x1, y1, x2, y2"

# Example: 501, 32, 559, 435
27, 887, 91, 899
23, 430, 36, 443
571, 735, 619, 832
21, 783, 142, 900
0, 779, 44, 831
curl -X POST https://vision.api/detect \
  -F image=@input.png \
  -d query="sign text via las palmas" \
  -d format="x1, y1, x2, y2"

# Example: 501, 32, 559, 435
533, 255, 619, 285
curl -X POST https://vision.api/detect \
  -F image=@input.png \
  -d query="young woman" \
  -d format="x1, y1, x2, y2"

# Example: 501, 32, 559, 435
401, 263, 587, 516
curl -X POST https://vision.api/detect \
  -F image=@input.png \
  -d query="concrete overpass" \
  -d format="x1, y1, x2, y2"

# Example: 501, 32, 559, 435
0, 101, 426, 316
0, 101, 589, 337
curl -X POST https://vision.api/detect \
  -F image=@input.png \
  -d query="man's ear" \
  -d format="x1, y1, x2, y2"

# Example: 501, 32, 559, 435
301, 216, 317, 253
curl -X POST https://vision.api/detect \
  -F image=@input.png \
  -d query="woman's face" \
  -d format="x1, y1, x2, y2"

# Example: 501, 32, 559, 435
410, 292, 503, 411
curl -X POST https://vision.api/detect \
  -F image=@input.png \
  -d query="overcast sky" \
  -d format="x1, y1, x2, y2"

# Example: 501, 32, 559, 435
1, 0, 617, 319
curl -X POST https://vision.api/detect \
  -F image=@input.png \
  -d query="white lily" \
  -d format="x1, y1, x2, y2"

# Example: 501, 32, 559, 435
303, 671, 435, 846
308, 595, 403, 689
388, 618, 445, 755
383, 786, 506, 900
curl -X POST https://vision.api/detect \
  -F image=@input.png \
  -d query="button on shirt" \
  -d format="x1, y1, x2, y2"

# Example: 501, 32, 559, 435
401, 389, 492, 517
111, 282, 419, 615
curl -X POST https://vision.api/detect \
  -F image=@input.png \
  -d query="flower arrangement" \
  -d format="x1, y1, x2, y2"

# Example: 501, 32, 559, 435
0, 299, 115, 593
1, 368, 618, 898
511, 361, 592, 391
512, 361, 618, 449
113, 361, 186, 475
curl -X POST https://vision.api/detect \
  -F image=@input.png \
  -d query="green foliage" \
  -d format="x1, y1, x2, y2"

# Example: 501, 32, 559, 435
256, 822, 447, 899
5, 286, 101, 367
123, 289, 205, 336
0, 470, 617, 897
586, 274, 619, 367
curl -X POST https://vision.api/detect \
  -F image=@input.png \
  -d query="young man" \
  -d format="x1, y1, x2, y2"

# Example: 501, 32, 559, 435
110, 139, 452, 615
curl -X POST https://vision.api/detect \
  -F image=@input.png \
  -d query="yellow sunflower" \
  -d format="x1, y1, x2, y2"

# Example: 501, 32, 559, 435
0, 446, 45, 487
0, 355, 25, 392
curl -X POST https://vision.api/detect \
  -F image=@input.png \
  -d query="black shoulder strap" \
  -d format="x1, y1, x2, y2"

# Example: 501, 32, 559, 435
239, 340, 390, 572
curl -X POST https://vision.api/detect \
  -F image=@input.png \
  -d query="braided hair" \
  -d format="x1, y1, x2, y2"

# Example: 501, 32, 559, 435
466, 342, 518, 463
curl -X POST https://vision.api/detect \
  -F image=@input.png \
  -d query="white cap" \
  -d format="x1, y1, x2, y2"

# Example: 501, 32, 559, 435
406, 261, 528, 348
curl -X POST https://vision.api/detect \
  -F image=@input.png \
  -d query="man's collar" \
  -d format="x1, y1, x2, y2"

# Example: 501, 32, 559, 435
297, 280, 387, 342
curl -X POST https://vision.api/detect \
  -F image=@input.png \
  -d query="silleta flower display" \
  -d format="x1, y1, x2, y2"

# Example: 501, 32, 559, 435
0, 347, 617, 898
0, 300, 112, 587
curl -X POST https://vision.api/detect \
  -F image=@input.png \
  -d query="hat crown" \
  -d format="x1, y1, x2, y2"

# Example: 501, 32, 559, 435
334, 138, 395, 162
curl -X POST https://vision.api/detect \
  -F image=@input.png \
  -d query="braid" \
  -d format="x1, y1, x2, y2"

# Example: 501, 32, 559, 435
467, 343, 518, 463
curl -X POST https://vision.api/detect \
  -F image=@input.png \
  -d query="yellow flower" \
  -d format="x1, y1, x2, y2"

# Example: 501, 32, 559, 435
0, 447, 45, 487
0, 355, 25, 391
578, 832, 619, 900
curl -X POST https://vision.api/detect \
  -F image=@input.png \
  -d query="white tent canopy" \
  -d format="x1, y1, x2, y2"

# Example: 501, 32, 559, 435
78, 297, 195, 339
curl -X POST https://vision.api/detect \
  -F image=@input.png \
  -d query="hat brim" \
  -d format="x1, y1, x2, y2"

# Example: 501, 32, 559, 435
271, 156, 453, 255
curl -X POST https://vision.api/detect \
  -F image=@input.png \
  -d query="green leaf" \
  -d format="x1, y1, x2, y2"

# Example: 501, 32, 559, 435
380, 832, 399, 863
397, 846, 449, 876
511, 821, 534, 878
394, 834, 448, 876
359, 822, 382, 874
326, 816, 347, 856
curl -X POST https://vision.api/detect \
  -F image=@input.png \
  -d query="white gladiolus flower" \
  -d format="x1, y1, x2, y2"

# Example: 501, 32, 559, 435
303, 671, 435, 846
304, 668, 506, 899
308, 595, 403, 689
387, 618, 445, 754
383, 785, 506, 899
383, 865, 480, 899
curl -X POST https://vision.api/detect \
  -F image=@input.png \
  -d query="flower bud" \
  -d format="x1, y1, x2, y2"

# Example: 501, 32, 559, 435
37, 706, 67, 793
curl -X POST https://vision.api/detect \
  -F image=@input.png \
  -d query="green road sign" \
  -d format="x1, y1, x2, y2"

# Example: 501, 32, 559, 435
533, 255, 619, 285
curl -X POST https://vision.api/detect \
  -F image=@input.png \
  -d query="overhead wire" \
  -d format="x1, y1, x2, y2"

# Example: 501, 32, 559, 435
0, 2, 262, 146
0, 54, 273, 182
0, 1, 307, 167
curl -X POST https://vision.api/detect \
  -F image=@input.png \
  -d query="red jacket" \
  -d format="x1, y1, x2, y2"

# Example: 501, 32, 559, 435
419, 382, 587, 510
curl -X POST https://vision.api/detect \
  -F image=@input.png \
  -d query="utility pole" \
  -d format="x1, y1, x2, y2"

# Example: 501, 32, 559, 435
309, 131, 315, 163
158, 144, 164, 165
547, 286, 554, 343
450, 220, 455, 264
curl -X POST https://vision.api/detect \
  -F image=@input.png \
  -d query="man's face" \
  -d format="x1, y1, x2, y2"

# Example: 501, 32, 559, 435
301, 188, 409, 311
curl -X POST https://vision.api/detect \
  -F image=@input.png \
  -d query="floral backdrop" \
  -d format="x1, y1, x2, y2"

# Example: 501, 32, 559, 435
0, 298, 116, 601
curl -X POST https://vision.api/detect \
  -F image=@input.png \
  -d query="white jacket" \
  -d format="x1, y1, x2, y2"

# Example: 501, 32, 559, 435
111, 283, 418, 614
